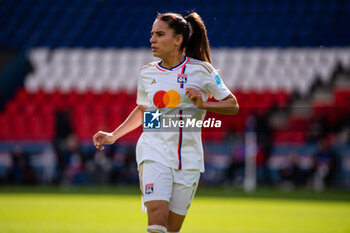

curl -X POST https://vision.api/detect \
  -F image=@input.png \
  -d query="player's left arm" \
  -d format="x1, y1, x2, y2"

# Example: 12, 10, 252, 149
185, 88, 239, 115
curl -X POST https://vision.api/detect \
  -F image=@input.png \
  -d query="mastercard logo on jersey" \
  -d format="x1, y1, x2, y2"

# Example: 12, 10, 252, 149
153, 90, 181, 108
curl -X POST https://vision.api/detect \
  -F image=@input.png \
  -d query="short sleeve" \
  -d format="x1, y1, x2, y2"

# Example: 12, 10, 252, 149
136, 73, 150, 105
203, 70, 231, 100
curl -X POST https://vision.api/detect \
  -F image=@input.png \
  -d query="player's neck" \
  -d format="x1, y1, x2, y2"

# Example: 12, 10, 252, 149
160, 53, 185, 69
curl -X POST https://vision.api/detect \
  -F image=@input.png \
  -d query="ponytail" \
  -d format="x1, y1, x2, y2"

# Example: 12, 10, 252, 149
157, 12, 212, 64
185, 13, 212, 64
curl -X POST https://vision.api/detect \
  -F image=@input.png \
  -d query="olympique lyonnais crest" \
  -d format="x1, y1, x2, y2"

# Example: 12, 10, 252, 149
177, 73, 188, 83
145, 183, 154, 194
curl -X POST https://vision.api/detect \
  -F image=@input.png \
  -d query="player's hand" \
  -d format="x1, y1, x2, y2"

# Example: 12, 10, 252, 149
92, 131, 115, 150
186, 88, 204, 108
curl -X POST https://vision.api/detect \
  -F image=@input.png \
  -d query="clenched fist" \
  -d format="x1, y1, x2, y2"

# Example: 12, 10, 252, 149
185, 87, 204, 108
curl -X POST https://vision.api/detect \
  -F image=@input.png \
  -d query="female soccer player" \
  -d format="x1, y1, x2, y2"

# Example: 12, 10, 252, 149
93, 12, 239, 233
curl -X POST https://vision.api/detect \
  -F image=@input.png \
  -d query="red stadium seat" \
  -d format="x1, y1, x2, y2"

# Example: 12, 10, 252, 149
14, 88, 32, 105
0, 114, 9, 139
273, 90, 290, 107
273, 131, 305, 144
312, 101, 336, 125
288, 116, 310, 132
334, 89, 350, 116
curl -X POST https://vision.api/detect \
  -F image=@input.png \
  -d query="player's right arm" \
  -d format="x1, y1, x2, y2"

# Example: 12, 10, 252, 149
92, 105, 148, 150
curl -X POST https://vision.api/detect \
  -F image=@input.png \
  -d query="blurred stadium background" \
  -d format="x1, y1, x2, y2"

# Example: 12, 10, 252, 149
0, 0, 350, 192
1, 1, 350, 232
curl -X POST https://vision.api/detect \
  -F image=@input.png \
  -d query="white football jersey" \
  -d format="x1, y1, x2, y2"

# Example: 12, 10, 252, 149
136, 57, 231, 171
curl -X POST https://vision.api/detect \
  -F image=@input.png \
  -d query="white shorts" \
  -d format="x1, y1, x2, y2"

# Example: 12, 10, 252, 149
138, 160, 200, 216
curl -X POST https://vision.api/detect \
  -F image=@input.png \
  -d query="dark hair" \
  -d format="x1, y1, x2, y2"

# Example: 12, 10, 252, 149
157, 12, 212, 64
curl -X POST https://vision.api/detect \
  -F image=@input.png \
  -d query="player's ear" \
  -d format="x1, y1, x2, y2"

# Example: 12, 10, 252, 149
175, 34, 183, 48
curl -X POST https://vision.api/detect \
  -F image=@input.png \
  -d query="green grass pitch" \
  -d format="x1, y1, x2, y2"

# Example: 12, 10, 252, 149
0, 186, 349, 233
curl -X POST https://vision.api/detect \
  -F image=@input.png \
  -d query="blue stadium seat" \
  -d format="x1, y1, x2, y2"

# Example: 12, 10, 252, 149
0, 1, 349, 48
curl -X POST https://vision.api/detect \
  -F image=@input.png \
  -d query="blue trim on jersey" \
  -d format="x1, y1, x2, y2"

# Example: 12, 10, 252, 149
177, 65, 187, 169
177, 109, 183, 170
180, 65, 187, 89
158, 56, 187, 71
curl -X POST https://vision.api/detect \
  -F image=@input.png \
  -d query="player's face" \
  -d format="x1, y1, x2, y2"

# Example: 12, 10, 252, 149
150, 19, 182, 59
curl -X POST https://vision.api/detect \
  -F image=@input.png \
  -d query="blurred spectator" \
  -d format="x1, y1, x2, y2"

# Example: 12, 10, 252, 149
313, 136, 338, 191
294, 153, 314, 187
61, 134, 89, 185
306, 117, 328, 143
121, 146, 138, 184
108, 146, 138, 184
256, 113, 273, 184
335, 125, 350, 145
226, 137, 245, 186
86, 150, 112, 185
279, 153, 298, 190
110, 150, 127, 184
30, 147, 57, 184
267, 153, 286, 185
0, 151, 12, 183
10, 146, 35, 184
